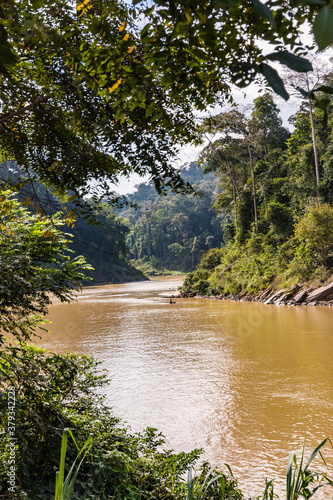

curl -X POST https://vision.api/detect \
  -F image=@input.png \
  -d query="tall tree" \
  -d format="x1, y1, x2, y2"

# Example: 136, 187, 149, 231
284, 59, 332, 192
0, 191, 91, 342
201, 109, 259, 232
249, 93, 290, 157
0, 0, 327, 208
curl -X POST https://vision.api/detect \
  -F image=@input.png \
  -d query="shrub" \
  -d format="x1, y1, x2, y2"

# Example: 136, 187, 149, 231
198, 248, 223, 271
294, 202, 333, 268
0, 343, 241, 500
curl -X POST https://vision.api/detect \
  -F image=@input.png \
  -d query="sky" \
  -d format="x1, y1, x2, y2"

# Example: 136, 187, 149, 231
110, 29, 333, 196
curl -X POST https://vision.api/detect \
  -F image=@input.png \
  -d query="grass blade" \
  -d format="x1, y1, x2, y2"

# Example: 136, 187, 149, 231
54, 429, 93, 500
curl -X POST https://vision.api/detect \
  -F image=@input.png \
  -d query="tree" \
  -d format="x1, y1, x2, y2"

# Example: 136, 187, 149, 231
201, 109, 259, 232
140, 0, 319, 102
0, 0, 199, 203
249, 93, 290, 157
121, 169, 223, 272
284, 59, 332, 191
0, 191, 92, 342
0, 0, 329, 208
199, 136, 242, 208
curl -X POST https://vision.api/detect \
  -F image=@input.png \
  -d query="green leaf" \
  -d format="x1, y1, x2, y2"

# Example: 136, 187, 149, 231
302, 0, 326, 4
296, 86, 314, 99
316, 85, 333, 95
31, 0, 45, 7
260, 64, 289, 100
266, 51, 312, 73
145, 103, 155, 118
315, 97, 330, 110
91, 17, 102, 35
231, 62, 258, 88
214, 0, 239, 7
313, 7, 333, 50
251, 0, 276, 29
0, 43, 18, 65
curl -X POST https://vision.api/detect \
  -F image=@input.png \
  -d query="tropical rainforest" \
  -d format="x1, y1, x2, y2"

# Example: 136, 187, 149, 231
1, 0, 333, 498
118, 164, 224, 274
182, 89, 333, 296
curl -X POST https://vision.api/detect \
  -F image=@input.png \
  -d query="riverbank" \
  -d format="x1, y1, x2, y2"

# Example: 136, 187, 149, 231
181, 281, 333, 306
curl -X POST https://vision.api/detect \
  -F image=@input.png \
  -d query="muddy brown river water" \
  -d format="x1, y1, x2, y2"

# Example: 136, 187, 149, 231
38, 277, 333, 498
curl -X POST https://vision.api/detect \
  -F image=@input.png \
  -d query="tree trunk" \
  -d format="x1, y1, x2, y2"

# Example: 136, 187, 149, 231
247, 143, 258, 233
308, 97, 320, 192
147, 223, 152, 257
306, 77, 320, 194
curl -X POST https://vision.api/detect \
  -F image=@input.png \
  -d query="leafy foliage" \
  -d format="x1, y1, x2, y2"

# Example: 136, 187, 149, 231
0, 0, 199, 202
0, 162, 146, 284
140, 0, 314, 102
0, 0, 332, 208
182, 91, 333, 297
120, 163, 224, 273
0, 190, 92, 342
0, 343, 242, 500
294, 203, 333, 267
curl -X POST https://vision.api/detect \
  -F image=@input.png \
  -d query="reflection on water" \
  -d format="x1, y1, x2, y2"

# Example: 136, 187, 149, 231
38, 277, 333, 498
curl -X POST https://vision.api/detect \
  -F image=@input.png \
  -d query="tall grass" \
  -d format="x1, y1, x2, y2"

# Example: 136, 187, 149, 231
285, 438, 333, 499
186, 464, 223, 500
186, 439, 333, 500
53, 431, 333, 500
186, 463, 242, 500
261, 438, 333, 499
54, 428, 93, 500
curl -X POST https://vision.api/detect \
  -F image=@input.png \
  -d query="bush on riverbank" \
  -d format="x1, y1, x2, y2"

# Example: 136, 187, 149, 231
181, 204, 333, 298
0, 343, 243, 500
130, 258, 185, 277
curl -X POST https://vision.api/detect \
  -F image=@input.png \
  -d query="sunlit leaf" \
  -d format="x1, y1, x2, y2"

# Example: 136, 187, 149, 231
109, 78, 122, 93
77, 0, 91, 11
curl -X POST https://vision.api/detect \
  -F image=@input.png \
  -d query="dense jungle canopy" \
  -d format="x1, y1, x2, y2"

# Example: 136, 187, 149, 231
0, 0, 332, 205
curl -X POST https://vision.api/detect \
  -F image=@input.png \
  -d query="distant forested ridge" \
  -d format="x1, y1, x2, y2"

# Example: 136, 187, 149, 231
118, 163, 226, 275
0, 162, 145, 284
65, 204, 146, 284
182, 89, 333, 298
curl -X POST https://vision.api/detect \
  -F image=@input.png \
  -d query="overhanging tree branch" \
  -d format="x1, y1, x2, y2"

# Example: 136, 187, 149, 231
0, 81, 80, 126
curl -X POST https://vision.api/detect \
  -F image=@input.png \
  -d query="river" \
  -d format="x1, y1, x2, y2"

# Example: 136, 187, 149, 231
38, 277, 333, 498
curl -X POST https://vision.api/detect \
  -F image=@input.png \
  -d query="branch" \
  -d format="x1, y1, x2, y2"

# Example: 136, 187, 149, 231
0, 81, 80, 126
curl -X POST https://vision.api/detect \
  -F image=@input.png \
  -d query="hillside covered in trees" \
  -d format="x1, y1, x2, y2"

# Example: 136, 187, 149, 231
0, 162, 145, 284
182, 89, 333, 298
0, 161, 226, 281
118, 163, 225, 274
